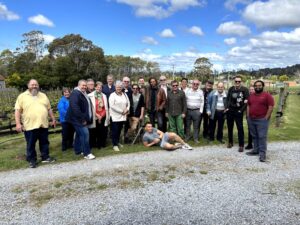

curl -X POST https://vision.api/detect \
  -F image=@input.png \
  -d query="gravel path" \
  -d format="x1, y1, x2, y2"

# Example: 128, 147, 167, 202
1, 141, 300, 225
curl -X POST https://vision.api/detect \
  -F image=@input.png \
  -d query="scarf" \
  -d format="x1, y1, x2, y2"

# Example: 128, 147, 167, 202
94, 91, 104, 109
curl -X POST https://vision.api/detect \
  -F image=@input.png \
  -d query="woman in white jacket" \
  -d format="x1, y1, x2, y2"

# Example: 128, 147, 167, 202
88, 81, 110, 149
109, 80, 130, 151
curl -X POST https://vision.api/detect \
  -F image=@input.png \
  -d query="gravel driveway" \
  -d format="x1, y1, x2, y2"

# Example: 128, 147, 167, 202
1, 141, 299, 225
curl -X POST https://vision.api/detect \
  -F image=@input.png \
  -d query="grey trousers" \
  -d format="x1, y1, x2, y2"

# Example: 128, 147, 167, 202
248, 118, 269, 157
186, 109, 202, 141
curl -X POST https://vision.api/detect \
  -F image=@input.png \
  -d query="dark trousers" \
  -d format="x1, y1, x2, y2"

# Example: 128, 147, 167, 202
186, 109, 202, 141
24, 128, 50, 162
202, 111, 210, 138
248, 118, 269, 157
247, 127, 253, 147
111, 121, 124, 146
227, 110, 245, 147
89, 117, 108, 148
157, 109, 167, 132
209, 111, 225, 141
149, 109, 167, 132
73, 125, 91, 156
61, 122, 74, 151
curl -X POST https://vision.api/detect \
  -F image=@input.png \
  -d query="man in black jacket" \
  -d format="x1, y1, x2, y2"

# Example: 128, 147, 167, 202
226, 76, 249, 152
66, 80, 95, 160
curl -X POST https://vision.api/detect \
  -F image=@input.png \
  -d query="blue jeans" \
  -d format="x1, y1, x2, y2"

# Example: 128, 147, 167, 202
73, 125, 91, 156
24, 128, 49, 162
248, 118, 269, 157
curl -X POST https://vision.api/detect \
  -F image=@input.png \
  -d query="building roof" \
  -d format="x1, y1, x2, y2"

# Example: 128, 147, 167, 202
0, 75, 5, 81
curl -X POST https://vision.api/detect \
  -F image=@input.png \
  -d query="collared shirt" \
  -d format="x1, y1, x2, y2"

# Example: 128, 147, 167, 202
215, 91, 227, 110
185, 88, 204, 113
15, 90, 51, 131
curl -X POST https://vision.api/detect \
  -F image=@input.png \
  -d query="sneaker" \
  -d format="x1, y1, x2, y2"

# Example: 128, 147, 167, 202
183, 143, 193, 150
118, 143, 124, 148
41, 157, 56, 163
246, 151, 259, 156
84, 153, 96, 160
29, 161, 37, 168
227, 143, 233, 148
113, 146, 120, 152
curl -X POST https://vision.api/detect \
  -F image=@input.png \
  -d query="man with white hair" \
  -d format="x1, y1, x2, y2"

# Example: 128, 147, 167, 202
66, 80, 96, 160
15, 79, 56, 168
102, 74, 115, 99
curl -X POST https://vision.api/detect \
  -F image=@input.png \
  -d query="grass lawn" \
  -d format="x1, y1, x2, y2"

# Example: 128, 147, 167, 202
0, 94, 299, 172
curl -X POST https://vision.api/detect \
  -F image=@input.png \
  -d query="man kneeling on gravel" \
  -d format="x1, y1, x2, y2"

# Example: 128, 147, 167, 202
143, 122, 193, 150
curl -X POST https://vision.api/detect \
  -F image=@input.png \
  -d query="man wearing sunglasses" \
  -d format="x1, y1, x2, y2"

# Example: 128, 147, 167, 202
166, 80, 187, 138
226, 76, 249, 152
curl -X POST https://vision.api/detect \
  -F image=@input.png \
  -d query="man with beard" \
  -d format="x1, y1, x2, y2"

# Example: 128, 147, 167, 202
246, 80, 274, 162
15, 79, 56, 168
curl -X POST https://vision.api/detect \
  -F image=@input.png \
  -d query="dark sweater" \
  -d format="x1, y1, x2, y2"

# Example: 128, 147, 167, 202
166, 90, 187, 116
66, 89, 92, 126
227, 86, 249, 112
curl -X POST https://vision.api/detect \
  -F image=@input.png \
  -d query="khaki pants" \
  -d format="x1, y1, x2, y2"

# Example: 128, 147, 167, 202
128, 117, 140, 137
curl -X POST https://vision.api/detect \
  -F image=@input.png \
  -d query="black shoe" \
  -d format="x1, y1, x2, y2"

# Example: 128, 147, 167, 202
29, 161, 37, 168
227, 143, 233, 148
238, 146, 244, 152
217, 139, 225, 144
245, 145, 253, 150
41, 157, 56, 163
246, 151, 259, 156
259, 156, 266, 162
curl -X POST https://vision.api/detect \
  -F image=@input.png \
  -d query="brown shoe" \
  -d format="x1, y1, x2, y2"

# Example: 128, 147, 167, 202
238, 146, 244, 152
227, 143, 233, 148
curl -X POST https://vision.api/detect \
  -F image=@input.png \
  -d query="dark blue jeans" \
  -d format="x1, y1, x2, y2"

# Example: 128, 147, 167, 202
209, 110, 225, 141
111, 121, 124, 146
24, 128, 49, 162
73, 125, 91, 156
248, 118, 269, 157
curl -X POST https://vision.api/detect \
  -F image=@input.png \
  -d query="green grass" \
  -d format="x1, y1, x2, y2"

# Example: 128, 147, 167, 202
0, 94, 299, 172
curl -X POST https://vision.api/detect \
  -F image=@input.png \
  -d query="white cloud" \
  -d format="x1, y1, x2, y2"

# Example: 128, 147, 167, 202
0, 3, 20, 20
132, 48, 223, 71
115, 0, 206, 19
217, 21, 251, 36
226, 27, 300, 69
243, 0, 300, 28
43, 34, 56, 44
188, 26, 204, 36
224, 0, 252, 11
224, 37, 237, 45
28, 14, 54, 27
142, 36, 159, 45
159, 28, 175, 38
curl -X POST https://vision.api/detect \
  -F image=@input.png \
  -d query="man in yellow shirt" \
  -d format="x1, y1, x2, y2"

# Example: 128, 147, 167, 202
15, 79, 56, 168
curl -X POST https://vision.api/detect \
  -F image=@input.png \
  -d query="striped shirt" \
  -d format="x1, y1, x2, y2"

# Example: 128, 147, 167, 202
185, 88, 204, 113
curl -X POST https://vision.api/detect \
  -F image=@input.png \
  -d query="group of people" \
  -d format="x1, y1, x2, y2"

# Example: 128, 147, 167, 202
14, 74, 274, 168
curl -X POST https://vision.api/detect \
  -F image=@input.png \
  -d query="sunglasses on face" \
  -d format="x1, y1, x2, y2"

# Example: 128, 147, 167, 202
235, 80, 241, 83
172, 85, 178, 87
193, 83, 199, 85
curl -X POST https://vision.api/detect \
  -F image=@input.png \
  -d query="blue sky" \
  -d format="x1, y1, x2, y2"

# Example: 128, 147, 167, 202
1, 0, 300, 72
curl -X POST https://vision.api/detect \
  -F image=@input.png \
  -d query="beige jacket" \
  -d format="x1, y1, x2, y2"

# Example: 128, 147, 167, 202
88, 91, 110, 128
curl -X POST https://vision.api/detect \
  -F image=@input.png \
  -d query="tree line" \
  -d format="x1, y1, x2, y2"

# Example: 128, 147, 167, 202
0, 30, 161, 89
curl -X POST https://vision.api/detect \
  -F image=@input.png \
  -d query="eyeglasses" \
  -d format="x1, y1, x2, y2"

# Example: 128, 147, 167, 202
132, 87, 138, 89
235, 80, 241, 83
172, 85, 178, 87
193, 83, 199, 85
123, 81, 129, 83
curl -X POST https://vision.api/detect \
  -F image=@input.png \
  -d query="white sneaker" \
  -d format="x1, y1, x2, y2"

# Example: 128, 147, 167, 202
118, 143, 124, 148
183, 143, 193, 150
84, 153, 96, 160
113, 146, 120, 151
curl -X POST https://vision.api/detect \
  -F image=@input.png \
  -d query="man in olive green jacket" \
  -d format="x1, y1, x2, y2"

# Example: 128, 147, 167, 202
166, 80, 187, 138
